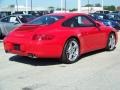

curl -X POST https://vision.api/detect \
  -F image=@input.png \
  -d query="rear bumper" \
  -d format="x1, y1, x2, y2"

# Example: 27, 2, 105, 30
4, 37, 63, 58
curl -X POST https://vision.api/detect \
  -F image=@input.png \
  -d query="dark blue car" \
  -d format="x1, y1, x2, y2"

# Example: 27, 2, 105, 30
89, 13, 120, 31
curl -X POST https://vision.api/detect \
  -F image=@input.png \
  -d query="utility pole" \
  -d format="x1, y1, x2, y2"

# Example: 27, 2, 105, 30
26, 0, 28, 14
88, 0, 89, 13
65, 0, 66, 12
31, 0, 32, 11
16, 0, 18, 11
78, 0, 81, 12
102, 0, 104, 10
61, 0, 63, 11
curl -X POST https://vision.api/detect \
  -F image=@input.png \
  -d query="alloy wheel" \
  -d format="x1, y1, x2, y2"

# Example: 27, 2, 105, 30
66, 40, 79, 62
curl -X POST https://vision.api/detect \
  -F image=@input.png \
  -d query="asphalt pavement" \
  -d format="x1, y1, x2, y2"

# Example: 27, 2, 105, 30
0, 32, 120, 90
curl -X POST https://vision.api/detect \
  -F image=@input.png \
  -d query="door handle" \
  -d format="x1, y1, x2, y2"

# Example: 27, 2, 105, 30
85, 32, 89, 34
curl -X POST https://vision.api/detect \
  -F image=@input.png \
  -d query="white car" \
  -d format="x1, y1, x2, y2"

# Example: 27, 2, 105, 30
0, 14, 36, 38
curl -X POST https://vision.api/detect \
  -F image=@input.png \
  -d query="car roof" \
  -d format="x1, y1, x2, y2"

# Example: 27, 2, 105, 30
47, 13, 88, 18
109, 13, 119, 15
10, 14, 32, 17
94, 13, 106, 15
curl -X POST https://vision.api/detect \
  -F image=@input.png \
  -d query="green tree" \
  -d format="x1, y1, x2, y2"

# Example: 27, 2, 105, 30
95, 3, 101, 7
70, 8, 77, 12
56, 8, 62, 10
48, 6, 55, 11
84, 4, 93, 7
104, 5, 116, 11
9, 5, 15, 8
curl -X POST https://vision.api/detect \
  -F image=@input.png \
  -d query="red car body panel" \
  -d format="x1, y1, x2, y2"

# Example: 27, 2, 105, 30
3, 13, 118, 58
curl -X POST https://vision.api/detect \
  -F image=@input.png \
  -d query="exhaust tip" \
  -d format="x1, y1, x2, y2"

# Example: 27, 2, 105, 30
28, 53, 37, 59
5, 50, 9, 53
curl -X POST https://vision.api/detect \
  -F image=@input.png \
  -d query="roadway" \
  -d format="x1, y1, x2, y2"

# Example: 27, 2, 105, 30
0, 32, 120, 90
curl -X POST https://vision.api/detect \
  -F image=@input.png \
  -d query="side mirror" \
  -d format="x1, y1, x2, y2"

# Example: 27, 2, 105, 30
95, 22, 101, 27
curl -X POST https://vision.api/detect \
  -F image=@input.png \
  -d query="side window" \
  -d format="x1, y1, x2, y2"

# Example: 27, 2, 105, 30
62, 18, 76, 27
77, 16, 95, 26
108, 15, 120, 20
1, 17, 10, 23
114, 15, 120, 20
97, 15, 104, 20
19, 16, 28, 23
63, 16, 95, 27
9, 16, 19, 23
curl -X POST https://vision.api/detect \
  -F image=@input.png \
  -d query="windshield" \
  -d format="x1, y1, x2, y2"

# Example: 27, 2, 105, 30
29, 15, 64, 25
108, 14, 120, 20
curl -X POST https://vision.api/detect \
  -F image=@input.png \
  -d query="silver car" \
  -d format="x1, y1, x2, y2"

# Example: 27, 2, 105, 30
0, 14, 35, 37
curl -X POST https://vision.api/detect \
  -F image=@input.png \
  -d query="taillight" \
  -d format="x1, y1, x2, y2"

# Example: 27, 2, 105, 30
32, 34, 55, 40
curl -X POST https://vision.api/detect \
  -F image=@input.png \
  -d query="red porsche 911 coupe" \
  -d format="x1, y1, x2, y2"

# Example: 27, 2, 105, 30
3, 13, 118, 64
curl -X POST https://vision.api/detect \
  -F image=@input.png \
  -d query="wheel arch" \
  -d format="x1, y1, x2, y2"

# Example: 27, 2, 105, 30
67, 36, 80, 44
61, 36, 81, 56
61, 36, 81, 64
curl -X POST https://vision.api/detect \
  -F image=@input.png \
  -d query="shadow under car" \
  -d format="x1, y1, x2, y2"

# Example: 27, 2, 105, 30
9, 49, 108, 66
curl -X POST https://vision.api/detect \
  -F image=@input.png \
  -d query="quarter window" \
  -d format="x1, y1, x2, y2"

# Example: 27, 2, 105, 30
29, 15, 64, 25
1, 16, 19, 23
1, 17, 10, 22
77, 16, 94, 26
63, 16, 95, 27
9, 16, 19, 23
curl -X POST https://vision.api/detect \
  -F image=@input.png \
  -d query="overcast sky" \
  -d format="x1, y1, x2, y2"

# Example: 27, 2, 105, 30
0, 0, 120, 9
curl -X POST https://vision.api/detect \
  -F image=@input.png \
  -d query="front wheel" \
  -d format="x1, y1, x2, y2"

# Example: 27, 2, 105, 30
61, 38, 80, 64
106, 33, 116, 51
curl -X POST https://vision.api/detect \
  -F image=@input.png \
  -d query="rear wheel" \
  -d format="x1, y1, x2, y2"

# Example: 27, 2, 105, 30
61, 38, 80, 64
106, 33, 116, 51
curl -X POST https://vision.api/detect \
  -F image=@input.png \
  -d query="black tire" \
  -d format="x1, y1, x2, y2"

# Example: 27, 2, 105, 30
0, 29, 1, 34
61, 38, 80, 64
0, 29, 3, 39
106, 33, 116, 51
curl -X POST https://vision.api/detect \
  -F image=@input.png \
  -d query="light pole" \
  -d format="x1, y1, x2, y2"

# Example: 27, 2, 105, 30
78, 0, 81, 12
26, 0, 28, 14
102, 0, 104, 10
65, 0, 66, 12
16, 0, 18, 11
31, 0, 32, 11
88, 0, 90, 13
61, 0, 63, 11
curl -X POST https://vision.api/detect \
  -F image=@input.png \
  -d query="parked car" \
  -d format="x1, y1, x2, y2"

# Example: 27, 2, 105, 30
0, 15, 2, 19
95, 10, 110, 14
89, 13, 120, 30
0, 14, 36, 38
28, 11, 49, 17
12, 11, 26, 15
0, 11, 11, 18
4, 13, 118, 64
107, 13, 120, 21
110, 11, 120, 16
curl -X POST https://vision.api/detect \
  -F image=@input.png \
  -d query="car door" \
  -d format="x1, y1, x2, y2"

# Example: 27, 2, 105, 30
72, 15, 107, 53
0, 16, 21, 36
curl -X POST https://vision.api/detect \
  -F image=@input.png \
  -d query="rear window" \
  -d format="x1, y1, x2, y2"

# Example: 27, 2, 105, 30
29, 15, 64, 25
